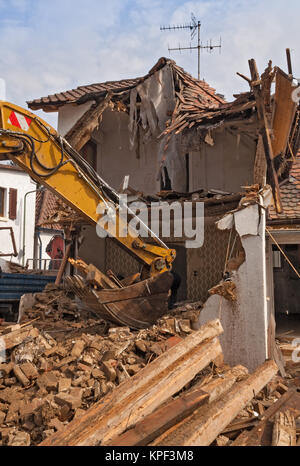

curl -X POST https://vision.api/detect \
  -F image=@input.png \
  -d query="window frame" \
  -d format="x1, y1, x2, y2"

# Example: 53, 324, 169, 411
0, 187, 6, 217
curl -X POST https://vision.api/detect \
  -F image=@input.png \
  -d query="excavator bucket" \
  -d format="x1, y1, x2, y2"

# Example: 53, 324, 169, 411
64, 271, 174, 329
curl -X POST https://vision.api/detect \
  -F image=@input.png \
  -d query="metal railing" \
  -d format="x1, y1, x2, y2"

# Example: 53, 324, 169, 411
26, 258, 62, 272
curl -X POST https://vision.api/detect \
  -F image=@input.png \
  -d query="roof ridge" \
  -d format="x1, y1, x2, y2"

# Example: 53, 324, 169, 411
27, 57, 223, 111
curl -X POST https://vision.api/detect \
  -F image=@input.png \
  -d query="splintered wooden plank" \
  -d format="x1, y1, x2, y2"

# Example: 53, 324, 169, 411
65, 92, 112, 151
107, 388, 209, 446
86, 264, 117, 289
123, 365, 247, 448
272, 69, 296, 159
231, 389, 298, 446
1, 325, 39, 351
248, 59, 282, 213
151, 360, 278, 446
39, 319, 223, 446
272, 410, 296, 446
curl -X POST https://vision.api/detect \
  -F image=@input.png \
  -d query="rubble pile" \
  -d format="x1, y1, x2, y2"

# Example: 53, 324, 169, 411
0, 283, 299, 447
0, 301, 202, 446
20, 283, 82, 324
38, 318, 299, 448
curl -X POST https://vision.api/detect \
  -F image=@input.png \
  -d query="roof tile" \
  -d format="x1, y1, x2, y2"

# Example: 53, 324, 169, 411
269, 151, 300, 222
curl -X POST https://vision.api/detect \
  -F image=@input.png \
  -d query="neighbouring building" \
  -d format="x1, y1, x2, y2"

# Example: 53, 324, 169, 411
34, 188, 65, 272
0, 161, 36, 267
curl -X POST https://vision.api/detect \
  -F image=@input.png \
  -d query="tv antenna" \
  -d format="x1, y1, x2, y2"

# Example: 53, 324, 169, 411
160, 13, 221, 80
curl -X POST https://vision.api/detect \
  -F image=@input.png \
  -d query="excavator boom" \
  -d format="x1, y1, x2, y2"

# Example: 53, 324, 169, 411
0, 101, 175, 275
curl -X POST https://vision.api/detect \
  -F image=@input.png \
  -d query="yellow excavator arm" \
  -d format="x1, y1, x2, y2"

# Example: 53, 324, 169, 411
0, 101, 175, 275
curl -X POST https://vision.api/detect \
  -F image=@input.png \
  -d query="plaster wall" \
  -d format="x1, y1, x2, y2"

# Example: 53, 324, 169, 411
93, 109, 162, 194
197, 201, 269, 371
58, 101, 93, 137
189, 130, 256, 193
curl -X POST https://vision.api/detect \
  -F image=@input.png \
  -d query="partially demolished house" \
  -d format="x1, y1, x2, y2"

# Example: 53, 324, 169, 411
27, 55, 300, 371
267, 150, 300, 329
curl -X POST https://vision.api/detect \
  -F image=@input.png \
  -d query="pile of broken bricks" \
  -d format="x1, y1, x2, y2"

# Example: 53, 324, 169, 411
0, 308, 299, 446
0, 300, 204, 446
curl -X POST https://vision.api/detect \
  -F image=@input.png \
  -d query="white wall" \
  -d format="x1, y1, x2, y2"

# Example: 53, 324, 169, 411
58, 101, 93, 137
0, 166, 36, 266
94, 108, 162, 194
197, 196, 271, 371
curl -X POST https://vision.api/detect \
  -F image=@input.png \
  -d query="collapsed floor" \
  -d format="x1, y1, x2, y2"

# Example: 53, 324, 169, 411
0, 284, 299, 446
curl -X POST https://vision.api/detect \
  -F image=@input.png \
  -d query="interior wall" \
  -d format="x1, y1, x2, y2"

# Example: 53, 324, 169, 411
93, 109, 161, 195
189, 129, 256, 193
78, 225, 106, 272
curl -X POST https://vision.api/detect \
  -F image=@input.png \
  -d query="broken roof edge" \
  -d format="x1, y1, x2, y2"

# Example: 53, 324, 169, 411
27, 57, 224, 112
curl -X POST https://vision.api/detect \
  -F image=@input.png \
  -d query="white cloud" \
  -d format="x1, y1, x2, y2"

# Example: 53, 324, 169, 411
0, 0, 299, 130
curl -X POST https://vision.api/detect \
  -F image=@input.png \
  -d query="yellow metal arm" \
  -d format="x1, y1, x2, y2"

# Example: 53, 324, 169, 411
0, 101, 175, 274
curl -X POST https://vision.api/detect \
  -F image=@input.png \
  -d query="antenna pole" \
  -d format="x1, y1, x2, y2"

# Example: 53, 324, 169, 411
197, 21, 201, 80
160, 15, 221, 80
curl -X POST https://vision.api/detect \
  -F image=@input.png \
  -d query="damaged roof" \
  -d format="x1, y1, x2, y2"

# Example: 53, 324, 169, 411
35, 189, 63, 228
27, 57, 223, 113
268, 150, 300, 221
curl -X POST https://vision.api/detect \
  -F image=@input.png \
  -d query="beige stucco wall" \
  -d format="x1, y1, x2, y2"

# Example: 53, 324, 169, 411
189, 129, 256, 193
92, 108, 162, 194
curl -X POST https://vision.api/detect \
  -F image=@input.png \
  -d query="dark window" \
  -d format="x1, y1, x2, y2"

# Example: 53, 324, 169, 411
185, 153, 190, 192
80, 140, 97, 171
8, 188, 17, 220
160, 167, 172, 191
0, 188, 5, 217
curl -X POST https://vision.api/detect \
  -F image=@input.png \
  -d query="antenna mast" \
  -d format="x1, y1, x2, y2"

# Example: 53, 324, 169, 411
160, 13, 221, 80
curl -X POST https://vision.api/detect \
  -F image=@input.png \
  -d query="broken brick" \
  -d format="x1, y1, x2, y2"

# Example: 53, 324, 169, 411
54, 388, 83, 410
13, 365, 30, 387
37, 372, 58, 391
77, 362, 92, 373
71, 340, 85, 358
165, 335, 183, 350
135, 340, 148, 353
0, 363, 14, 377
20, 361, 38, 381
0, 411, 6, 424
58, 378, 71, 392
91, 368, 105, 379
7, 430, 30, 446
102, 360, 117, 382
48, 417, 64, 431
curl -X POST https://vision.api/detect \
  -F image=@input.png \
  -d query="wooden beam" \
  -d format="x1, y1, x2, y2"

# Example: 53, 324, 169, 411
272, 410, 296, 446
107, 388, 209, 446
231, 388, 296, 446
39, 319, 224, 446
150, 360, 278, 446
86, 264, 118, 289
55, 243, 72, 286
65, 92, 112, 152
68, 258, 117, 289
107, 365, 248, 446
1, 325, 39, 351
248, 58, 282, 213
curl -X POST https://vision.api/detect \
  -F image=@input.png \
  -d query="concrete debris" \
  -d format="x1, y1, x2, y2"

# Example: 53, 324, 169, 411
0, 296, 203, 446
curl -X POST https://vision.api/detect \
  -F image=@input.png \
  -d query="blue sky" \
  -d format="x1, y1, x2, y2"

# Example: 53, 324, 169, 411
0, 0, 299, 127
